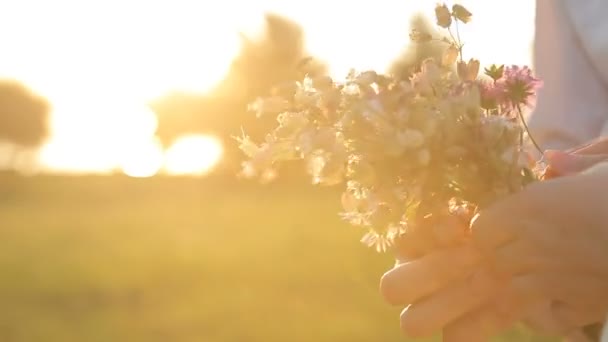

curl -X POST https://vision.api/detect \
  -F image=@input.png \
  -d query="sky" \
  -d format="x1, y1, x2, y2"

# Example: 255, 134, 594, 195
0, 0, 536, 176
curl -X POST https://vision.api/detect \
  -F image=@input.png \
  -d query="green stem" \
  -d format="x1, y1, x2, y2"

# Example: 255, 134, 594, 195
516, 104, 543, 155
447, 27, 463, 61
454, 20, 463, 59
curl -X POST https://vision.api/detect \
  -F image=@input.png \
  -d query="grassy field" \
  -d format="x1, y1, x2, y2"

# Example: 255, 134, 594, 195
0, 173, 554, 342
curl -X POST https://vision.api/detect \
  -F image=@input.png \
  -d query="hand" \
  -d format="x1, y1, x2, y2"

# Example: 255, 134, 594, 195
543, 136, 608, 178
381, 242, 585, 341
471, 169, 608, 329
380, 172, 608, 340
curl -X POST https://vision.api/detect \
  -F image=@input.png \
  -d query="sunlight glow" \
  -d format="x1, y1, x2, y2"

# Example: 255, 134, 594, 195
38, 99, 161, 174
164, 135, 223, 176
0, 0, 535, 176
120, 139, 165, 178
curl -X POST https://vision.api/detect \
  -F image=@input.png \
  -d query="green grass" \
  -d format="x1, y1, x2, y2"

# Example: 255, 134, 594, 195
0, 174, 555, 341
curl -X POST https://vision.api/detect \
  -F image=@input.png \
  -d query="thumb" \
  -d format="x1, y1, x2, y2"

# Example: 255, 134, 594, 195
544, 150, 608, 175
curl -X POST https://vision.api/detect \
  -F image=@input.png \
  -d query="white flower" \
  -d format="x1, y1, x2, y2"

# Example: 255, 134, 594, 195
275, 112, 309, 138
480, 116, 519, 143
499, 147, 529, 168
342, 83, 360, 96
294, 77, 321, 107
235, 132, 259, 158
247, 96, 290, 118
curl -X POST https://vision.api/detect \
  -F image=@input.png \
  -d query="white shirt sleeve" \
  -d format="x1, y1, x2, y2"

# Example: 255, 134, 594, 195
527, 0, 608, 152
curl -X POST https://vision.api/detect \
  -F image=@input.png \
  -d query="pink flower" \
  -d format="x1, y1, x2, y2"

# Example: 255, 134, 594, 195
477, 80, 503, 110
496, 65, 542, 110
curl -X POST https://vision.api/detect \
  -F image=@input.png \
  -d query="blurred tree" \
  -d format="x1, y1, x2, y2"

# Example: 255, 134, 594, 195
388, 13, 448, 80
151, 13, 327, 173
0, 80, 50, 169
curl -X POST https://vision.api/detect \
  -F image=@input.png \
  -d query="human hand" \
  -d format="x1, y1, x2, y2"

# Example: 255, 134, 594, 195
381, 173, 608, 341
543, 136, 608, 179
381, 216, 519, 341
471, 170, 608, 332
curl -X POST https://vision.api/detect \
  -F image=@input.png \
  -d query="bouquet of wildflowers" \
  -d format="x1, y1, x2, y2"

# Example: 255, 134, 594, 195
236, 4, 544, 254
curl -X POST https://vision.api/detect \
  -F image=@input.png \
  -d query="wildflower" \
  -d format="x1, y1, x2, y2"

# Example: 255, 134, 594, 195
342, 83, 361, 96
275, 112, 309, 138
294, 77, 321, 107
306, 145, 347, 186
421, 58, 442, 81
248, 96, 290, 118
237, 4, 544, 253
341, 186, 367, 213
411, 60, 441, 96
478, 80, 503, 110
235, 132, 259, 158
361, 229, 392, 253
496, 65, 542, 109
457, 59, 480, 82
442, 44, 460, 67
363, 204, 407, 252
435, 3, 452, 28
484, 64, 505, 81
409, 29, 432, 43
347, 155, 376, 187
452, 4, 472, 23
312, 75, 334, 90
410, 72, 433, 96
480, 116, 518, 144
461, 82, 482, 110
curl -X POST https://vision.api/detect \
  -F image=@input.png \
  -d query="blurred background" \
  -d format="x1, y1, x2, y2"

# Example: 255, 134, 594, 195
0, 1, 551, 341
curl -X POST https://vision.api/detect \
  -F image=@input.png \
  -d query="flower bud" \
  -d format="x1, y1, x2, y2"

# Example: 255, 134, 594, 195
457, 59, 480, 82
435, 3, 452, 28
409, 29, 432, 43
452, 4, 472, 23
442, 44, 459, 67
341, 189, 366, 212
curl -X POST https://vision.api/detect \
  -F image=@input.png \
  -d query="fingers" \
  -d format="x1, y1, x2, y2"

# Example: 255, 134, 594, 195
433, 215, 469, 247
380, 244, 481, 306
491, 239, 546, 275
552, 302, 607, 330
520, 300, 598, 336
510, 273, 608, 311
399, 268, 499, 338
470, 179, 575, 255
562, 330, 596, 342
443, 303, 520, 342
567, 136, 608, 155
395, 214, 469, 260
544, 150, 608, 176
442, 282, 534, 342
522, 301, 566, 336
469, 208, 520, 253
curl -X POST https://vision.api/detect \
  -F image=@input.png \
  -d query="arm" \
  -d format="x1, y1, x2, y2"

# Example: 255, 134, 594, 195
527, 0, 608, 152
